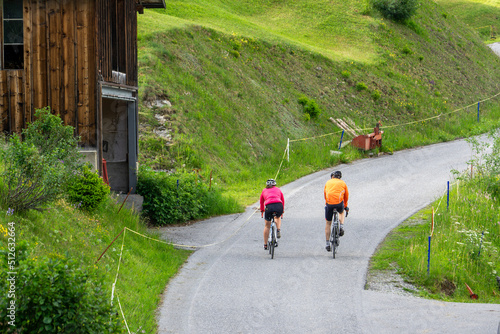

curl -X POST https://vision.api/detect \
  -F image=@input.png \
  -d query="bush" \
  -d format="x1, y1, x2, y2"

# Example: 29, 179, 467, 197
0, 108, 83, 211
372, 89, 382, 101
356, 82, 368, 91
137, 169, 240, 225
297, 96, 321, 119
66, 165, 110, 211
341, 70, 351, 78
371, 0, 420, 22
0, 250, 123, 333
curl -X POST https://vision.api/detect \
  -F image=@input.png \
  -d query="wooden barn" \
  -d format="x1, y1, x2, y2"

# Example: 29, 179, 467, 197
0, 0, 165, 192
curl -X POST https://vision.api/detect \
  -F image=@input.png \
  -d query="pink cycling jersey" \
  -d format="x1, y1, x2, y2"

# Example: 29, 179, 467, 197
259, 187, 285, 212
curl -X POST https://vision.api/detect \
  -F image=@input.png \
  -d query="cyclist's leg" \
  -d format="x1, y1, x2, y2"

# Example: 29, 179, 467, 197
325, 204, 335, 241
263, 220, 271, 247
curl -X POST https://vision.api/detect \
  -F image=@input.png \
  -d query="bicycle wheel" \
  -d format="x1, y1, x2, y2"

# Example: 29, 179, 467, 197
331, 224, 337, 259
270, 225, 275, 259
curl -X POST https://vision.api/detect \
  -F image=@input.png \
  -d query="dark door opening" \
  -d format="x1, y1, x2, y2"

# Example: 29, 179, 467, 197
102, 98, 129, 192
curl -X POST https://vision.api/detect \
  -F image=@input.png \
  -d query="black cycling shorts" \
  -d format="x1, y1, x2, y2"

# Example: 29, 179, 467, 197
325, 202, 344, 221
265, 202, 283, 221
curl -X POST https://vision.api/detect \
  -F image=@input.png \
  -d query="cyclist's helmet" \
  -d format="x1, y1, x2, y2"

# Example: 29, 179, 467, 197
331, 171, 342, 179
266, 179, 277, 187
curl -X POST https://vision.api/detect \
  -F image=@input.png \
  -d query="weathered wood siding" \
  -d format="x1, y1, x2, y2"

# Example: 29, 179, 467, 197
97, 0, 138, 86
0, 0, 139, 147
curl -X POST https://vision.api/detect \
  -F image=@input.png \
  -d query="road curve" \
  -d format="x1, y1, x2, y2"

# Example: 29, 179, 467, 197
157, 138, 500, 334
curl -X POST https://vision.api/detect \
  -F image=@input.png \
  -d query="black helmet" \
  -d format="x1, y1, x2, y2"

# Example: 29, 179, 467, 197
266, 179, 277, 187
331, 171, 342, 179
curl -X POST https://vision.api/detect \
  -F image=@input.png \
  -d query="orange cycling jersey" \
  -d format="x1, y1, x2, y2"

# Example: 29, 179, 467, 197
324, 178, 349, 206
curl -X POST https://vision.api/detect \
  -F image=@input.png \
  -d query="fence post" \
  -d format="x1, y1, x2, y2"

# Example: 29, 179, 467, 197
338, 130, 345, 150
287, 138, 290, 162
478, 231, 485, 257
447, 181, 450, 211
427, 236, 432, 276
477, 102, 480, 123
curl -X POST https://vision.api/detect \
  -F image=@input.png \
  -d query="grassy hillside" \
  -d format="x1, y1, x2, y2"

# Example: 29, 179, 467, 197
434, 0, 500, 43
137, 0, 500, 205
138, 0, 378, 62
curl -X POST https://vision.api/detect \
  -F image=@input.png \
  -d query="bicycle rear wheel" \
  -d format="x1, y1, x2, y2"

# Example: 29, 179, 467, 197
331, 224, 337, 259
270, 225, 275, 259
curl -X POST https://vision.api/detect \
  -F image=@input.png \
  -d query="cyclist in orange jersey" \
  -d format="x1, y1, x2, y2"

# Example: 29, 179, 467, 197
324, 170, 349, 252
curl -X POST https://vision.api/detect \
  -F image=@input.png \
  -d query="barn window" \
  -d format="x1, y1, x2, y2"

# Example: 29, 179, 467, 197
111, 0, 126, 73
2, 0, 23, 69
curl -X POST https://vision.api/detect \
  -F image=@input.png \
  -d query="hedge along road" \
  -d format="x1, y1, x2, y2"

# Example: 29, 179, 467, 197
156, 136, 500, 334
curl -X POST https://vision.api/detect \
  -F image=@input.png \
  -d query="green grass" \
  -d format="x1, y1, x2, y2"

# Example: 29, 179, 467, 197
434, 0, 500, 43
139, 0, 378, 62
137, 0, 500, 205
369, 173, 500, 302
0, 197, 191, 333
2, 2, 500, 333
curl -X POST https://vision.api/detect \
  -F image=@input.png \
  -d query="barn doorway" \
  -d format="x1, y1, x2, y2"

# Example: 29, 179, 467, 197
101, 89, 138, 193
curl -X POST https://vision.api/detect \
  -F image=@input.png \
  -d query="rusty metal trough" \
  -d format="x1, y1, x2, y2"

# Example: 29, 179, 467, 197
351, 122, 383, 151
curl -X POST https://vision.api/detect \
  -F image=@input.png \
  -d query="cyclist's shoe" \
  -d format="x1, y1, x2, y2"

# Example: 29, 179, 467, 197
326, 244, 331, 252
339, 227, 345, 237
274, 241, 278, 248
264, 244, 268, 250
277, 229, 281, 239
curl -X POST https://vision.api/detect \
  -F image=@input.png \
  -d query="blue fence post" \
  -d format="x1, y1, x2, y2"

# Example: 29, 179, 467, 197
477, 102, 480, 123
478, 231, 485, 257
338, 130, 345, 150
447, 181, 450, 211
427, 236, 432, 276
177, 179, 180, 205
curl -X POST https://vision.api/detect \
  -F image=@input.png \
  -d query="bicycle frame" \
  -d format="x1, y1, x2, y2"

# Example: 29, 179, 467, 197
268, 214, 278, 259
330, 210, 340, 258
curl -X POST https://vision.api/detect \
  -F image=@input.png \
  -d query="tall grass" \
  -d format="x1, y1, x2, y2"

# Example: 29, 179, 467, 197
369, 137, 500, 302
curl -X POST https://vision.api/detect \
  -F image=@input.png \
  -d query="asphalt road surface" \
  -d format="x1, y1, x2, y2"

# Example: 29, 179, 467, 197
157, 137, 500, 334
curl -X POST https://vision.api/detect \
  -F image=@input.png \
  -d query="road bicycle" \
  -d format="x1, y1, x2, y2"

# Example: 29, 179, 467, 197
329, 209, 340, 259
329, 207, 348, 258
268, 212, 279, 259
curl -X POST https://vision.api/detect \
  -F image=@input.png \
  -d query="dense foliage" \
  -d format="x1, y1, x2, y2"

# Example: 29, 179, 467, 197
137, 168, 241, 225
0, 108, 82, 212
371, 0, 420, 22
66, 165, 110, 212
0, 242, 123, 333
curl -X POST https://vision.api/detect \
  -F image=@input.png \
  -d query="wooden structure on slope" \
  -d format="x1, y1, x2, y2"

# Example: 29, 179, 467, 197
0, 0, 165, 192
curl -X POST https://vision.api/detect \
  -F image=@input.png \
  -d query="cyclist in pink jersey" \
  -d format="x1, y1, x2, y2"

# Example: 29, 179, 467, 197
259, 179, 285, 250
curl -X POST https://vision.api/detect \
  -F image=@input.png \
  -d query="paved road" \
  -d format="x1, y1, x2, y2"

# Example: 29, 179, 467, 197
157, 138, 500, 334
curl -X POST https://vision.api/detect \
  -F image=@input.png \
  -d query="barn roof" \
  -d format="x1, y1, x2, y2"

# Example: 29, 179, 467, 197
138, 0, 166, 9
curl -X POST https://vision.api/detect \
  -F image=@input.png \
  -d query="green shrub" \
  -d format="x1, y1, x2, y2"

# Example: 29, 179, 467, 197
356, 82, 368, 91
402, 46, 413, 55
372, 89, 382, 101
229, 49, 240, 58
371, 0, 420, 22
0, 251, 123, 334
297, 95, 321, 119
66, 165, 110, 211
137, 168, 240, 225
341, 70, 351, 78
0, 108, 83, 212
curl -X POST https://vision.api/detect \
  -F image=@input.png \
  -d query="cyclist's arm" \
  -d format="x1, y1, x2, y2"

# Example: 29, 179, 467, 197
344, 185, 349, 208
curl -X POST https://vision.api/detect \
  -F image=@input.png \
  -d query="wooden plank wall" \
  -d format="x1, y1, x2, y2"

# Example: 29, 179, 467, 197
97, 0, 138, 87
0, 0, 97, 147
0, 0, 139, 146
